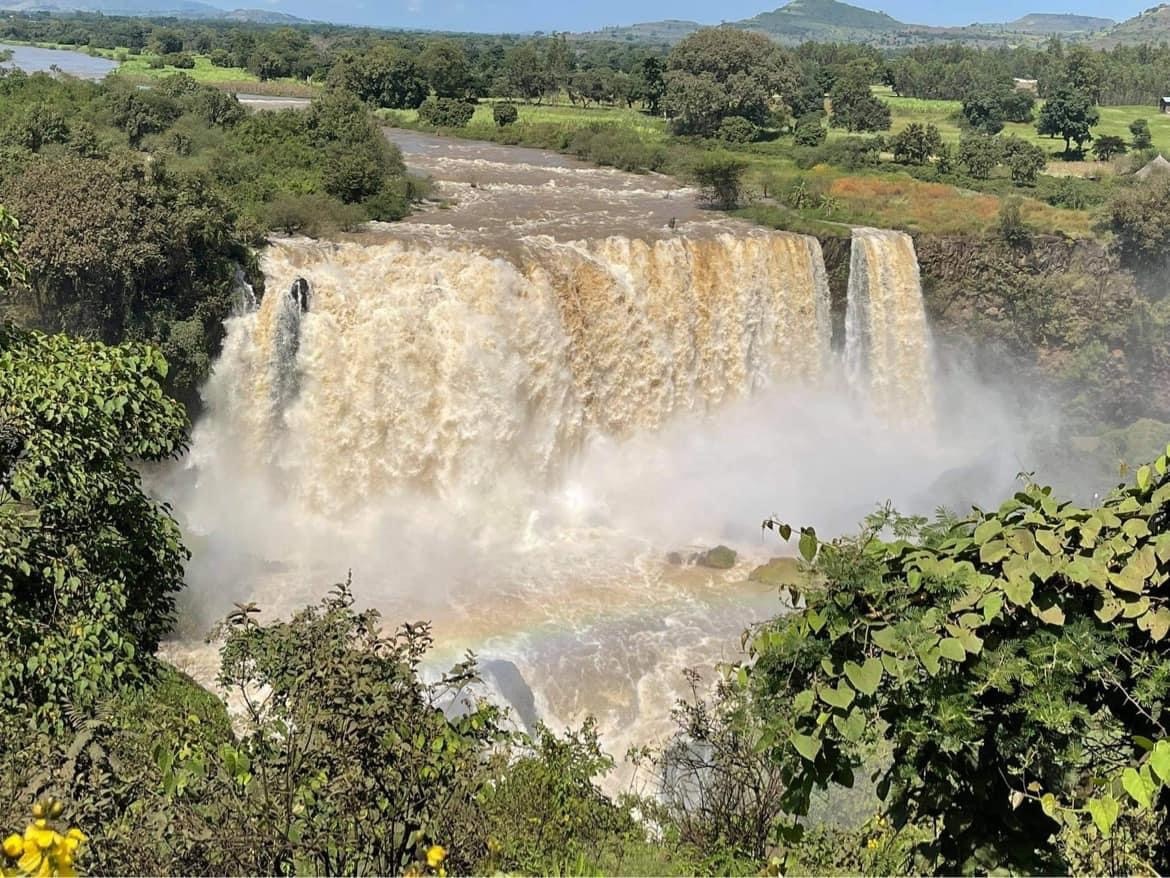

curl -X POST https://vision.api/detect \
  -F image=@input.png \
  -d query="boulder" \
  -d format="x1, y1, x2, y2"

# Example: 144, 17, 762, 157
696, 545, 737, 569
749, 556, 804, 586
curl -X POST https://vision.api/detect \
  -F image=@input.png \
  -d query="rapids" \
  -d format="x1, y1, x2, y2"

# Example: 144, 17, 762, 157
158, 130, 1023, 768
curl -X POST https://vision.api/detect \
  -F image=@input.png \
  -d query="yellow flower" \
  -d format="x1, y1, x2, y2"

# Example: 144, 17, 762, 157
16, 846, 42, 876
1, 835, 22, 860
866, 837, 880, 850
426, 845, 447, 869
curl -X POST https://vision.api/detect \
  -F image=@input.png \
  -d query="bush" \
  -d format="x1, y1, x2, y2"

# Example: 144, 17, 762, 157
890, 122, 942, 165
795, 136, 882, 170
1002, 136, 1046, 185
746, 453, 1170, 873
417, 96, 476, 128
0, 326, 189, 731
996, 195, 1030, 244
492, 101, 518, 127
264, 192, 367, 236
568, 124, 667, 172
959, 133, 1002, 179
793, 112, 826, 147
693, 154, 749, 209
1130, 118, 1153, 152
716, 115, 758, 144
164, 53, 195, 70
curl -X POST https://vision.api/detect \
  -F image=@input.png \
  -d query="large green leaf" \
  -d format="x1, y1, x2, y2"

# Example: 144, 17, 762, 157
1087, 795, 1120, 836
789, 732, 821, 762
819, 681, 854, 710
843, 658, 883, 696
938, 638, 966, 662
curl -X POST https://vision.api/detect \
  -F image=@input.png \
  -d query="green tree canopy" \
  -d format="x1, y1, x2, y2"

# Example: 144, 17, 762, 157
1036, 85, 1099, 156
663, 28, 797, 136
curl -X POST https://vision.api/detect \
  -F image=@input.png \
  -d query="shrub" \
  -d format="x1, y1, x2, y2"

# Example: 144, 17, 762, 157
890, 122, 943, 165
795, 136, 882, 171
1130, 118, 1153, 152
165, 53, 195, 70
263, 192, 367, 236
417, 96, 476, 128
793, 113, 826, 147
996, 195, 1030, 244
693, 154, 749, 209
568, 124, 666, 172
1094, 134, 1128, 161
492, 101, 518, 127
745, 453, 1170, 873
958, 133, 1002, 179
1002, 136, 1046, 185
716, 115, 758, 144
0, 326, 189, 730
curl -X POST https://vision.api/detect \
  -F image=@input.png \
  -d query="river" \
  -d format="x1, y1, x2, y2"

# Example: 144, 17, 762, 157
1, 43, 118, 79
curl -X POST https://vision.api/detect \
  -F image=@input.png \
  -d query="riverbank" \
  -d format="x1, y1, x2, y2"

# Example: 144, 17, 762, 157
379, 101, 1094, 238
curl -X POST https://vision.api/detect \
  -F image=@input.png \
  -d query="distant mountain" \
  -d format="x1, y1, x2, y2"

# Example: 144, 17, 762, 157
576, 0, 1115, 47
0, 0, 306, 22
737, 0, 905, 41
1094, 4, 1170, 46
1001, 13, 1114, 34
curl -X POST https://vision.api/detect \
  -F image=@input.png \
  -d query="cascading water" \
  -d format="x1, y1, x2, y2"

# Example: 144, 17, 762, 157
203, 231, 832, 514
844, 227, 934, 425
161, 131, 1018, 770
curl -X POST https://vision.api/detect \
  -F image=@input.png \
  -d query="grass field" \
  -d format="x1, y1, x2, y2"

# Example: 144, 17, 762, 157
874, 86, 1170, 158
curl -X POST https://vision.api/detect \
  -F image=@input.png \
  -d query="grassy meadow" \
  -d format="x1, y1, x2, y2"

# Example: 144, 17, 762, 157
874, 85, 1170, 158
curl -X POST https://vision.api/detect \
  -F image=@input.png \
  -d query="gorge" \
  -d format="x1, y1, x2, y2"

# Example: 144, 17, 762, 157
159, 130, 1027, 754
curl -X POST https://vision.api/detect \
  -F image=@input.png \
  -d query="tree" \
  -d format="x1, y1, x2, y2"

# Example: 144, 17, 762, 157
1093, 134, 1129, 161
417, 96, 476, 128
961, 94, 1004, 135
717, 116, 758, 144
632, 55, 665, 115
693, 154, 749, 209
663, 28, 797, 136
1036, 85, 1099, 156
419, 39, 472, 99
746, 455, 1170, 873
1102, 174, 1170, 273
0, 323, 189, 730
1130, 118, 1153, 152
999, 89, 1036, 124
793, 112, 827, 146
958, 133, 1002, 179
103, 86, 182, 146
890, 122, 942, 165
328, 46, 428, 110
829, 63, 891, 133
1, 154, 247, 406
503, 43, 552, 103
1001, 135, 1047, 184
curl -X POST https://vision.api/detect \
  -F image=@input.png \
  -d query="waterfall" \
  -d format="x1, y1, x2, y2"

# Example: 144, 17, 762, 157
197, 231, 832, 515
844, 228, 934, 425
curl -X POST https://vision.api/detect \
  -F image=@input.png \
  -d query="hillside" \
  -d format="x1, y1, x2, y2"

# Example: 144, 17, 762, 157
1002, 12, 1113, 33
578, 0, 1116, 47
1094, 4, 1170, 46
0, 0, 305, 21
736, 0, 904, 41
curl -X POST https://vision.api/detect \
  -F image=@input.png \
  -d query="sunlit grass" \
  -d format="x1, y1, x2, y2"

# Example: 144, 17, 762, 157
874, 85, 1170, 157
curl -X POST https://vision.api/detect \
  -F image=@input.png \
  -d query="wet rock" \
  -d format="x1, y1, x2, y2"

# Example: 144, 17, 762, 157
749, 556, 804, 586
482, 659, 539, 732
696, 545, 737, 569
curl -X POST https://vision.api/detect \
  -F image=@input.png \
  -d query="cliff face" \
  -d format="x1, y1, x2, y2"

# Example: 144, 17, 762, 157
822, 232, 1170, 429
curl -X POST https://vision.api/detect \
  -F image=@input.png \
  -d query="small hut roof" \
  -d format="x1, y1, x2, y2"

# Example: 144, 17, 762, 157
1136, 154, 1170, 180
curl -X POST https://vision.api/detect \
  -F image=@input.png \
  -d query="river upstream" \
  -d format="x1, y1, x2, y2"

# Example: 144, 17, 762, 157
158, 129, 1025, 761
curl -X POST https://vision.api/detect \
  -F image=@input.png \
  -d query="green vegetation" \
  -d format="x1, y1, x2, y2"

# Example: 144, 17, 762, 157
6, 12, 1170, 878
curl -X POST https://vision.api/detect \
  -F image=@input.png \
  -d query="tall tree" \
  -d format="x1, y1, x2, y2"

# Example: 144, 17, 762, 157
663, 28, 797, 136
1036, 85, 1099, 156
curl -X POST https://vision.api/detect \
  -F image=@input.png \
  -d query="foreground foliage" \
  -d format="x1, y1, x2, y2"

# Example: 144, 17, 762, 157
748, 454, 1170, 873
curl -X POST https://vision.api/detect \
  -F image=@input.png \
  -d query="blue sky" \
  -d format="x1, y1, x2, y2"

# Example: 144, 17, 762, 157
249, 0, 1148, 33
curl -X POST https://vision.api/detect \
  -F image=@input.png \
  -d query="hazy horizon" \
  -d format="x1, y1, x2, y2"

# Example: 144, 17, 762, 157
228, 0, 1147, 34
